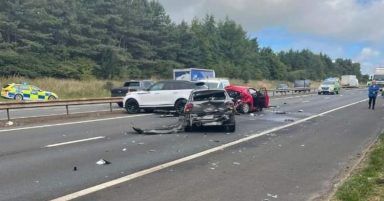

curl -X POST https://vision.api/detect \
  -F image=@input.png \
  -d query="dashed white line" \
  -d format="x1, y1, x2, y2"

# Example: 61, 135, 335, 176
45, 136, 105, 148
50, 98, 368, 201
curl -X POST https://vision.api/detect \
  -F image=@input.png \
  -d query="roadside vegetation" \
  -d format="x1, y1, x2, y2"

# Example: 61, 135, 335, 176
0, 0, 366, 82
332, 134, 384, 201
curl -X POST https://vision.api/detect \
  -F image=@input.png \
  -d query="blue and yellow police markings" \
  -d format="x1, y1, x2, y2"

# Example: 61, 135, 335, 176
1, 83, 58, 101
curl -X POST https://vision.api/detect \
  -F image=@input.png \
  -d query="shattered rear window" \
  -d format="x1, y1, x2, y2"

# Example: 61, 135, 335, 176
192, 91, 226, 101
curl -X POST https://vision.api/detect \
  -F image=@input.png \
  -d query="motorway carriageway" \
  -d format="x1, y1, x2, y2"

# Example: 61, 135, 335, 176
0, 89, 383, 201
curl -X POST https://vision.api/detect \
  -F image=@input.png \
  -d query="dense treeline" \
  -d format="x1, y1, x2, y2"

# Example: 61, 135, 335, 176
0, 0, 363, 81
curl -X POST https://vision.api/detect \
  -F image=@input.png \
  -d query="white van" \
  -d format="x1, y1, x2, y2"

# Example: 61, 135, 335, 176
200, 78, 230, 89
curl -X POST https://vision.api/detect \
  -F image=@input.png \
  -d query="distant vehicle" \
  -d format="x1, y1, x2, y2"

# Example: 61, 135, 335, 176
341, 75, 359, 88
318, 79, 340, 95
111, 80, 154, 107
293, 80, 311, 92
123, 80, 206, 114
1, 83, 58, 101
200, 78, 230, 89
372, 68, 384, 87
173, 68, 215, 81
183, 89, 236, 132
275, 83, 290, 93
225, 85, 269, 113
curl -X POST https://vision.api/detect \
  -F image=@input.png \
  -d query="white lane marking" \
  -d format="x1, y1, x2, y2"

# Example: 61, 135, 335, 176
272, 94, 316, 100
0, 109, 123, 121
45, 136, 105, 148
50, 98, 368, 201
0, 114, 153, 133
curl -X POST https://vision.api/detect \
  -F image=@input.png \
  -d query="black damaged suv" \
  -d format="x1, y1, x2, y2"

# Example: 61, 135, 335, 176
183, 89, 236, 132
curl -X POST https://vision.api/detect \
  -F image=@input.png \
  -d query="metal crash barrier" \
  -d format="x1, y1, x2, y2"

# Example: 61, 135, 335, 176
0, 97, 122, 121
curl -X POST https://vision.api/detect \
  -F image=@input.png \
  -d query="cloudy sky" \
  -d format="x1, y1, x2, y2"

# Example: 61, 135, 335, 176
157, 0, 384, 74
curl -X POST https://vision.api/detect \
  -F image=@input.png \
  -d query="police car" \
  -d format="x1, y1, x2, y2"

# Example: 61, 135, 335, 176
1, 83, 58, 101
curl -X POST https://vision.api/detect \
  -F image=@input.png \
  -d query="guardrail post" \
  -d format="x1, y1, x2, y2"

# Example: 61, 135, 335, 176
109, 102, 113, 112
66, 105, 69, 115
6, 109, 10, 121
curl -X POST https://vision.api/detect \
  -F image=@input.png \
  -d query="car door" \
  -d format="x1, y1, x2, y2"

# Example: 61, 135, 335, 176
162, 82, 182, 106
259, 87, 270, 107
139, 82, 166, 107
20, 85, 32, 100
30, 86, 44, 100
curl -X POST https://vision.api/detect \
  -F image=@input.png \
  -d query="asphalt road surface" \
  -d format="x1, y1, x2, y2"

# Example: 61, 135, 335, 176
0, 89, 382, 201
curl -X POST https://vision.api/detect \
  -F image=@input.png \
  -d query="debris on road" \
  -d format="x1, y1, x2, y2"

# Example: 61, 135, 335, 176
300, 144, 305, 147
284, 119, 295, 122
5, 121, 14, 126
122, 148, 127, 152
267, 193, 278, 199
250, 113, 255, 117
132, 117, 185, 135
275, 111, 287, 114
160, 114, 176, 118
233, 162, 241, 165
96, 159, 111, 165
298, 109, 304, 112
148, 149, 156, 152
73, 166, 77, 171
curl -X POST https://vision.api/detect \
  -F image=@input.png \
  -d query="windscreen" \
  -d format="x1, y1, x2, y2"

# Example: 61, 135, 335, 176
322, 81, 334, 85
205, 82, 219, 89
124, 82, 140, 87
192, 91, 226, 101
373, 75, 384, 81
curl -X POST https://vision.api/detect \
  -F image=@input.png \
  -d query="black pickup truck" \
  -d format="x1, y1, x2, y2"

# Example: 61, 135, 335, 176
111, 80, 154, 107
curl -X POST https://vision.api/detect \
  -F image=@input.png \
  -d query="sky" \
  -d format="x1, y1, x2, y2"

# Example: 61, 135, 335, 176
157, 0, 384, 75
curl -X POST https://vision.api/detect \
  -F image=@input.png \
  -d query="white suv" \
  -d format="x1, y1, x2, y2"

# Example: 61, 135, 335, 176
123, 80, 205, 114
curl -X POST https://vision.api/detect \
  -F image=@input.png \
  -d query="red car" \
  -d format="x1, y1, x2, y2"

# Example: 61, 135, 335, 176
225, 85, 270, 113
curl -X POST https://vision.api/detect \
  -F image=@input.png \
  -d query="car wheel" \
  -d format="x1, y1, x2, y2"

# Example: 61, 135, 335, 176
125, 99, 140, 114
240, 103, 250, 113
48, 95, 57, 100
318, 92, 321, 95
223, 124, 236, 132
117, 102, 123, 108
184, 125, 193, 132
175, 99, 187, 115
14, 94, 23, 101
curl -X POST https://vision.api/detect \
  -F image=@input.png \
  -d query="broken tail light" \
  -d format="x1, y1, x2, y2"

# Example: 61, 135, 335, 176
184, 103, 193, 113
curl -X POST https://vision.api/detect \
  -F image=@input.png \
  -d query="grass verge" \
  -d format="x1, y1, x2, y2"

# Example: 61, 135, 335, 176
332, 134, 384, 201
